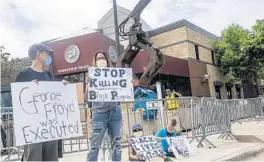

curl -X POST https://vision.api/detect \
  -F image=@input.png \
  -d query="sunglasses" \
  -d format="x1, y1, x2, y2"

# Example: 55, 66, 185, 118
133, 129, 142, 132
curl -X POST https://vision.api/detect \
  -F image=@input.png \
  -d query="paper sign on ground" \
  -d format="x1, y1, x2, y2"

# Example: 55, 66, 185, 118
88, 67, 134, 102
167, 136, 193, 159
128, 136, 166, 161
11, 82, 83, 146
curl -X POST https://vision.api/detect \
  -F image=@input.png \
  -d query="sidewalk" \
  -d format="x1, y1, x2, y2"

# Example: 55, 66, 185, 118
60, 121, 264, 161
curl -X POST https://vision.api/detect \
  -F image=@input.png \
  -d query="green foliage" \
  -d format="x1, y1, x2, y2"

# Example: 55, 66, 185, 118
1, 46, 22, 85
1, 46, 12, 78
214, 20, 264, 80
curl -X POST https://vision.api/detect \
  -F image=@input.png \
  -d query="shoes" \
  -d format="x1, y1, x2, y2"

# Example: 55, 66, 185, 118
164, 157, 173, 161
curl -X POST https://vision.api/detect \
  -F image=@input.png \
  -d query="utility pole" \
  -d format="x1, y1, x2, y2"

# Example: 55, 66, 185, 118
113, 0, 121, 56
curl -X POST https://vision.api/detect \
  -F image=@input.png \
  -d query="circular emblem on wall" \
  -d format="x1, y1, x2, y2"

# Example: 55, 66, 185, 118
64, 45, 80, 63
108, 46, 117, 63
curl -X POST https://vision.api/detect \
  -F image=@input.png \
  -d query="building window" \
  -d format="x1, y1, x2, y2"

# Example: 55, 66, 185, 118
195, 45, 200, 60
226, 87, 232, 99
211, 50, 215, 65
215, 86, 221, 99
216, 56, 222, 66
236, 87, 242, 99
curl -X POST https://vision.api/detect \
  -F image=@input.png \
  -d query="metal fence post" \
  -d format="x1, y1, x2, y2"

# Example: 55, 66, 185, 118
156, 82, 165, 128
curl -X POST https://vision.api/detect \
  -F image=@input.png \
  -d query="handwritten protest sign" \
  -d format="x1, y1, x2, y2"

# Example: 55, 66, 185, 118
128, 136, 166, 161
167, 136, 193, 159
11, 82, 83, 146
88, 67, 134, 102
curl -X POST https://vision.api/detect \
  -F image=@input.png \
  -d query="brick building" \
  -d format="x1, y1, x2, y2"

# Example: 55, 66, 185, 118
145, 19, 244, 99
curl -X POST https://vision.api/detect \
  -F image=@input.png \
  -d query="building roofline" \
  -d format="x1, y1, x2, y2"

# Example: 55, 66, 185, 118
147, 19, 220, 40
42, 27, 97, 44
98, 5, 152, 30
98, 6, 131, 26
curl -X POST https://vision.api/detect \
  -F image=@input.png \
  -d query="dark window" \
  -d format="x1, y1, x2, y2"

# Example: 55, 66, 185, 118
211, 50, 215, 65
226, 87, 232, 99
150, 74, 192, 97
195, 45, 199, 60
236, 87, 242, 99
217, 57, 222, 66
215, 86, 221, 99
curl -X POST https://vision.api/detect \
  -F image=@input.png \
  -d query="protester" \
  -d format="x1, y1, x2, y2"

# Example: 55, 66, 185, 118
165, 89, 182, 110
128, 124, 173, 162
128, 124, 144, 161
155, 119, 177, 158
84, 51, 139, 162
15, 43, 68, 161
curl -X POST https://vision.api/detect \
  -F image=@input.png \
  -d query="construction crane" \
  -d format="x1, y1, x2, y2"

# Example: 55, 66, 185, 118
116, 0, 165, 87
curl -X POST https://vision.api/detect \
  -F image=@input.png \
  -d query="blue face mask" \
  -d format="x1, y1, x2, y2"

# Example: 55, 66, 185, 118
45, 55, 52, 66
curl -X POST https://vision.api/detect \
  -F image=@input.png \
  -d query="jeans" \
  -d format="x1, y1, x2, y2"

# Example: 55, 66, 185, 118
87, 107, 122, 161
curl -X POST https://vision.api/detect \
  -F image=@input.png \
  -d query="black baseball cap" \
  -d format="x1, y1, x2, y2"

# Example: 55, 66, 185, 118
28, 43, 53, 59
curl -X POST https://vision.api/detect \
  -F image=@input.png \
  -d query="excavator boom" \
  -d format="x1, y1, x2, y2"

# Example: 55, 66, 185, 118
116, 0, 165, 87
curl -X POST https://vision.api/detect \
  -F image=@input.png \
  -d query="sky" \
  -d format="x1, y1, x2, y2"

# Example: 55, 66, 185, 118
1, 0, 264, 58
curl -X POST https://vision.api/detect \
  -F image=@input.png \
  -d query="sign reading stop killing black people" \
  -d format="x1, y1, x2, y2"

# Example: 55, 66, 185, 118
128, 136, 166, 161
11, 82, 83, 146
88, 67, 134, 102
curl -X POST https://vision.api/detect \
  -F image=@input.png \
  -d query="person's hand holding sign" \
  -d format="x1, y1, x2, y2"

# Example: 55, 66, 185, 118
168, 147, 173, 153
84, 76, 91, 102
32, 79, 69, 85
86, 76, 91, 86
32, 79, 39, 84
131, 78, 140, 86
62, 79, 69, 85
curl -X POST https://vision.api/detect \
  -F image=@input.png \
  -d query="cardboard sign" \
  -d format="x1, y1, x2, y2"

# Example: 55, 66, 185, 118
167, 136, 193, 159
11, 82, 83, 146
146, 101, 162, 110
128, 136, 166, 161
88, 67, 134, 102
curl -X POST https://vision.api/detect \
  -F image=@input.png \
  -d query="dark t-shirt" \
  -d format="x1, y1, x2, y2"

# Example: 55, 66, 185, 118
15, 68, 53, 82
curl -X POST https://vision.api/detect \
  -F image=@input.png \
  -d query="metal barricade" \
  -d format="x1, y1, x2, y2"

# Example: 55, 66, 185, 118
194, 98, 233, 148
1, 97, 264, 161
62, 103, 90, 154
189, 97, 264, 149
1, 107, 23, 161
229, 98, 264, 123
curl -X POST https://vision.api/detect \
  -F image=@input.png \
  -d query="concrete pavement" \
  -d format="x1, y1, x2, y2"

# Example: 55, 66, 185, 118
60, 121, 264, 161
245, 152, 264, 161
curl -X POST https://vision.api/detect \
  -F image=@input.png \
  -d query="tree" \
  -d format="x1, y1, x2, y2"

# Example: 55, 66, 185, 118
1, 46, 22, 85
214, 20, 264, 98
1, 46, 12, 81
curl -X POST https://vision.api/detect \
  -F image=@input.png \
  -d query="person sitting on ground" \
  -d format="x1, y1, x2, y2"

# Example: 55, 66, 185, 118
155, 119, 177, 158
128, 124, 173, 162
128, 124, 145, 161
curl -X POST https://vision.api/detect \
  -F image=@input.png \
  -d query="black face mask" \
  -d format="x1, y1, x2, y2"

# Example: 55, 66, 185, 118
166, 129, 174, 137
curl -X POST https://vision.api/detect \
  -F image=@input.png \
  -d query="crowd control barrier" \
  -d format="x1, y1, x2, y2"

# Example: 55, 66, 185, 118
1, 97, 263, 161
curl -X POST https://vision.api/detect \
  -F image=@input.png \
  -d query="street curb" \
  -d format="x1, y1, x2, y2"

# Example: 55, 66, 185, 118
212, 144, 264, 161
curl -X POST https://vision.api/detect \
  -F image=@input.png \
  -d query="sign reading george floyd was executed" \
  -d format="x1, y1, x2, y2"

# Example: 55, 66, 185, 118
11, 82, 83, 146
88, 67, 134, 102
128, 136, 166, 161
